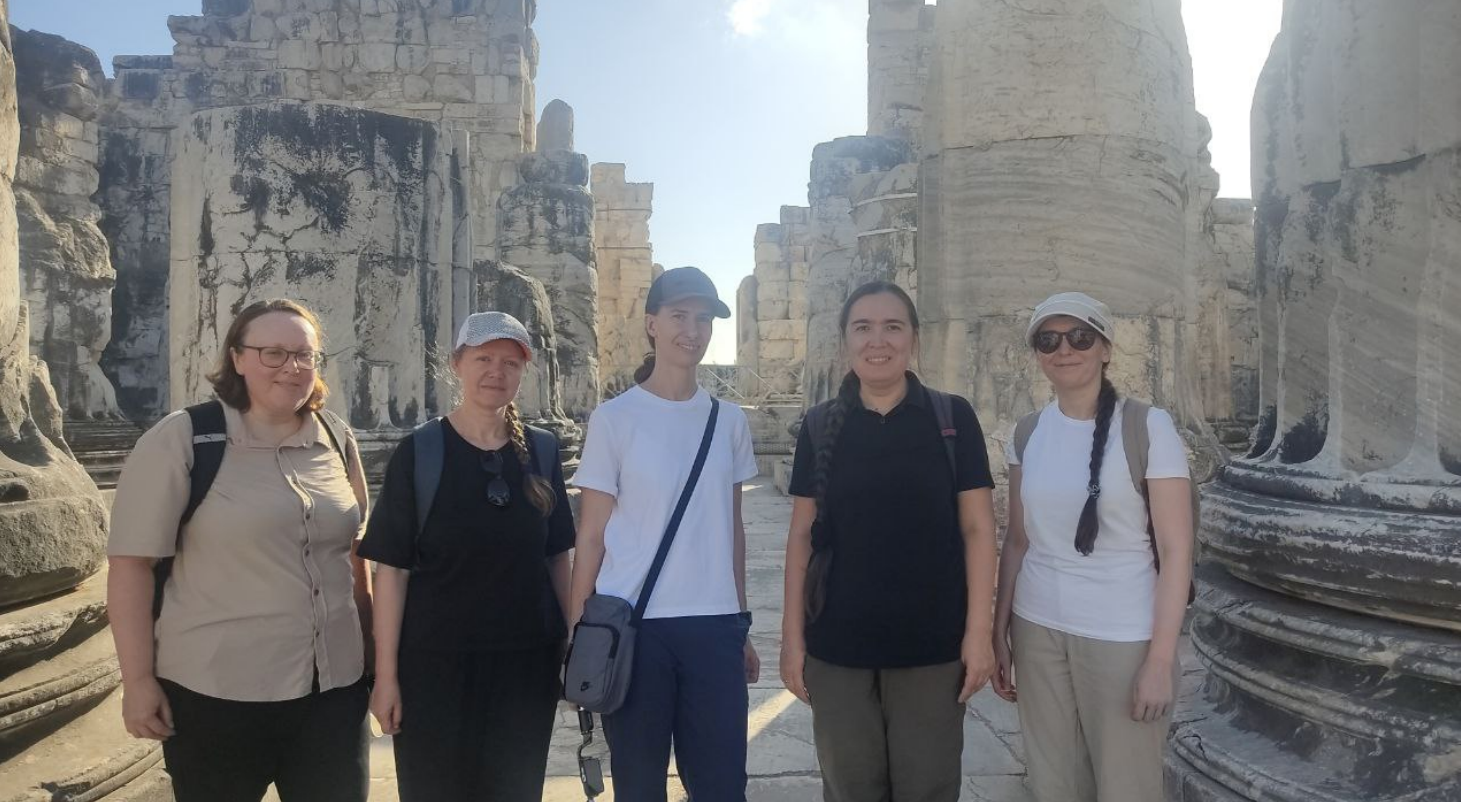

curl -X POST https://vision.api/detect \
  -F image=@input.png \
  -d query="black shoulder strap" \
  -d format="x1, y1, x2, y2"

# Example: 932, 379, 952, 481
526, 424, 557, 479
412, 417, 446, 536
925, 387, 958, 478
632, 398, 720, 625
314, 409, 351, 472
182, 400, 228, 525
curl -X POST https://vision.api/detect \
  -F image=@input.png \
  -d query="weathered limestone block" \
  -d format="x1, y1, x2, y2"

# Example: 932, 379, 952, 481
168, 103, 454, 430
0, 2, 110, 615
497, 147, 599, 418
919, 0, 1205, 445
591, 163, 654, 395
537, 97, 572, 153
471, 259, 574, 439
745, 206, 812, 401
1170, 3, 1461, 799
867, 0, 936, 151
11, 28, 120, 420
802, 136, 912, 404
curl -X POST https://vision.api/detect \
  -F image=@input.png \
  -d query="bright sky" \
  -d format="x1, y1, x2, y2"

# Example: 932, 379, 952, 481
11, 0, 1280, 365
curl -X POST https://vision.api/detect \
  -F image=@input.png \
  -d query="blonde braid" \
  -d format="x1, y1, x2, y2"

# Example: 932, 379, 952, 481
505, 402, 555, 516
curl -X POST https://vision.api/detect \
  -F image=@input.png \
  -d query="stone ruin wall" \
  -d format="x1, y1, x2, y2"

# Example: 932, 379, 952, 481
98, 0, 542, 421
591, 162, 656, 397
739, 205, 809, 399
867, 0, 935, 152
11, 28, 119, 422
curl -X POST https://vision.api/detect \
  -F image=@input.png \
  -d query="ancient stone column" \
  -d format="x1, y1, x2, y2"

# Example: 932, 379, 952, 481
0, 5, 129, 794
918, 0, 1206, 436
751, 205, 812, 401
497, 102, 598, 418
1168, 3, 1461, 799
735, 274, 759, 397
12, 28, 119, 421
801, 136, 913, 404
591, 162, 655, 397
169, 102, 454, 430
867, 0, 935, 150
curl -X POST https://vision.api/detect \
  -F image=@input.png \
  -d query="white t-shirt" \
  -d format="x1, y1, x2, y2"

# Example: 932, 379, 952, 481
573, 386, 759, 620
1005, 399, 1189, 642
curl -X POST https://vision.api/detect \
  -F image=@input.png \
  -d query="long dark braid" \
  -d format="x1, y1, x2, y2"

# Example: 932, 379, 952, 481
1074, 375, 1119, 555
504, 402, 555, 517
812, 371, 863, 515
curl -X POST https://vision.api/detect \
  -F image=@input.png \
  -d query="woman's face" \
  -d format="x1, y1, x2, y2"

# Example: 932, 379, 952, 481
453, 339, 527, 411
844, 292, 916, 386
646, 297, 714, 371
1034, 315, 1111, 391
230, 311, 320, 416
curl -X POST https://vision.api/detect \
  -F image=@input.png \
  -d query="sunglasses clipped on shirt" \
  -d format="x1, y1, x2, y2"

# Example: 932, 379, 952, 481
1032, 328, 1102, 354
479, 450, 512, 507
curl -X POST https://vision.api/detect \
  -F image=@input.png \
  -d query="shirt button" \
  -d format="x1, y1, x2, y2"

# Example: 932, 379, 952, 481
304, 548, 311, 557
313, 589, 321, 597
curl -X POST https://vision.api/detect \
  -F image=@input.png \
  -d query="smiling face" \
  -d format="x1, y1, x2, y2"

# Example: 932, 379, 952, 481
229, 311, 321, 417
452, 338, 527, 411
1034, 314, 1111, 392
646, 296, 714, 371
843, 291, 916, 385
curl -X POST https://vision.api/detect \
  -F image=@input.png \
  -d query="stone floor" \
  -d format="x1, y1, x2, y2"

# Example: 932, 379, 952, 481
273, 478, 1035, 801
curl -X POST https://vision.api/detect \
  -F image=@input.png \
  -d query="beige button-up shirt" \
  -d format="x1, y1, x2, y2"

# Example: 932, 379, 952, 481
109, 403, 367, 702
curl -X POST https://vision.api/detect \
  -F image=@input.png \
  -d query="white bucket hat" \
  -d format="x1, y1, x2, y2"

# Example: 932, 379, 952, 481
1026, 292, 1114, 346
455, 311, 533, 360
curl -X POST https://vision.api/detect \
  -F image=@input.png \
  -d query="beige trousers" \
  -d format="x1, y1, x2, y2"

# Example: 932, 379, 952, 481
1011, 616, 1178, 802
803, 656, 965, 802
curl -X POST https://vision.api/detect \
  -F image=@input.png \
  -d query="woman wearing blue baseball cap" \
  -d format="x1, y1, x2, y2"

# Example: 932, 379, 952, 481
360, 311, 576, 801
570, 267, 761, 801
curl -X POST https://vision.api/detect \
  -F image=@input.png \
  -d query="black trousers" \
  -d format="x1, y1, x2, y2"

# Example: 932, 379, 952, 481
394, 643, 563, 802
159, 677, 369, 802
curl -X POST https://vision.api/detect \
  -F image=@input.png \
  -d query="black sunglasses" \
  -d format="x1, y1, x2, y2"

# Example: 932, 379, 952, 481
1033, 328, 1102, 354
479, 451, 511, 507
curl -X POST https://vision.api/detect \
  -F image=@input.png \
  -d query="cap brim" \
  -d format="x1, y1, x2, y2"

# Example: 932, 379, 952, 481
1026, 306, 1110, 345
456, 336, 533, 360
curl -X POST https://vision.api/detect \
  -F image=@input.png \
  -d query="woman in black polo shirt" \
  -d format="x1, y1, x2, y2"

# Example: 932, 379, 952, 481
781, 281, 998, 802
358, 312, 574, 801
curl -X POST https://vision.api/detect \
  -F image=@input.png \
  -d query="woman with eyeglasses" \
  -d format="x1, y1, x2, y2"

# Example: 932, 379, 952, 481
991, 292, 1194, 802
107, 299, 373, 802
358, 311, 575, 801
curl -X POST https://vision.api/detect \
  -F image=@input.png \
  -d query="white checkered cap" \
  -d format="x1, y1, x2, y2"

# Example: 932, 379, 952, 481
1026, 292, 1115, 346
454, 311, 533, 360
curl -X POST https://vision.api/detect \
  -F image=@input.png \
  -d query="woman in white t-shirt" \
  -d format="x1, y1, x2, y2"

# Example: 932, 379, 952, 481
570, 267, 760, 802
991, 292, 1194, 802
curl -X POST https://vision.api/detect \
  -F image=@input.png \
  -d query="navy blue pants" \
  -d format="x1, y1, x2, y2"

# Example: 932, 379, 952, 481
604, 614, 749, 802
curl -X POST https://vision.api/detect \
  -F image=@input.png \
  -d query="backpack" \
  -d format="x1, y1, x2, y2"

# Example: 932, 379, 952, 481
153, 400, 353, 618
804, 384, 960, 480
1012, 398, 1199, 602
409, 417, 558, 535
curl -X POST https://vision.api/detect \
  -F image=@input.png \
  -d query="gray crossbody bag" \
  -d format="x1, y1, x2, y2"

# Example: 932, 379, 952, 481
563, 398, 720, 714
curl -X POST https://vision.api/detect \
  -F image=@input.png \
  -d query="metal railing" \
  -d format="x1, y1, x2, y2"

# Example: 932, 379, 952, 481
698, 364, 804, 408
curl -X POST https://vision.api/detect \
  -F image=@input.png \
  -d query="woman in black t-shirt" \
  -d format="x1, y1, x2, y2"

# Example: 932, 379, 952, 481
782, 281, 999, 802
358, 312, 574, 802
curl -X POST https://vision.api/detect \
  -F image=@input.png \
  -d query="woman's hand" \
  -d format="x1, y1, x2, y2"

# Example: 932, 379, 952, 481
1131, 657, 1175, 723
958, 629, 996, 703
121, 676, 174, 740
370, 676, 404, 735
779, 639, 810, 704
991, 624, 1017, 703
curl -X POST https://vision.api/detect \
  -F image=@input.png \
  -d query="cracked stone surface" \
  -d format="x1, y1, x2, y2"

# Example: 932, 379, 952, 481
272, 480, 1037, 801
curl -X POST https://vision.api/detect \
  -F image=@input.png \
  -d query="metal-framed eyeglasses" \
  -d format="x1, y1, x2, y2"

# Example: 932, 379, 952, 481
237, 345, 325, 369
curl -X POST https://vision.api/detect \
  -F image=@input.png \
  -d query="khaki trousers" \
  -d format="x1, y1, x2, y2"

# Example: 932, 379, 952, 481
1011, 616, 1178, 802
803, 656, 965, 802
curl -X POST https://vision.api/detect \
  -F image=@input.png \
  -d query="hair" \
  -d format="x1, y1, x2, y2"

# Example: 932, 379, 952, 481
633, 341, 657, 384
1073, 372, 1119, 555
811, 280, 921, 508
207, 298, 329, 413
505, 401, 556, 517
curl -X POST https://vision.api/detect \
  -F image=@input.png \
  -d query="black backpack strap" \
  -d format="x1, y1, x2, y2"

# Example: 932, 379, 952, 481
526, 424, 558, 479
924, 387, 958, 478
157, 400, 228, 619
412, 418, 446, 536
314, 409, 352, 472
631, 398, 720, 625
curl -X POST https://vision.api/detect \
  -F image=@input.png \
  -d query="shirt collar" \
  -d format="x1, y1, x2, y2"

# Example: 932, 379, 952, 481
855, 371, 928, 413
222, 401, 321, 449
